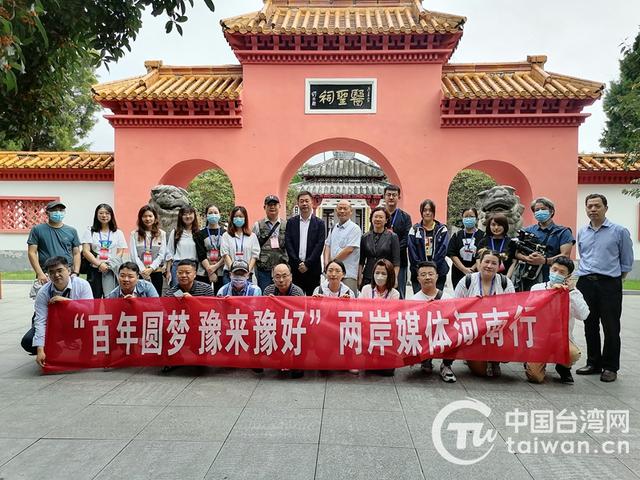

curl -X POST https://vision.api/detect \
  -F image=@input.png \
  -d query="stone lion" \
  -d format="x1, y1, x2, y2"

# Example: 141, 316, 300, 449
476, 185, 525, 236
149, 185, 191, 233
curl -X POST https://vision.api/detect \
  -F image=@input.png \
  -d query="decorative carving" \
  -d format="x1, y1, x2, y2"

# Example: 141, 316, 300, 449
476, 185, 525, 236
149, 185, 191, 233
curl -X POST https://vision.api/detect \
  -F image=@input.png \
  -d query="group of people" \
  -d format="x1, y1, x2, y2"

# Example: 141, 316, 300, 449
22, 188, 634, 384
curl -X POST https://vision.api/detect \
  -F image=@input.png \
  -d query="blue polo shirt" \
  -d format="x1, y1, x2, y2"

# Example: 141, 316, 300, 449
524, 222, 575, 280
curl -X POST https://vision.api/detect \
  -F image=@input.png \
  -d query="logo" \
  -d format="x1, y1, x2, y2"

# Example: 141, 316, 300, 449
431, 398, 497, 465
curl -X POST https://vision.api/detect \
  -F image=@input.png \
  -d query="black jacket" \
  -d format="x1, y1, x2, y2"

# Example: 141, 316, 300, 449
285, 215, 326, 275
385, 208, 412, 267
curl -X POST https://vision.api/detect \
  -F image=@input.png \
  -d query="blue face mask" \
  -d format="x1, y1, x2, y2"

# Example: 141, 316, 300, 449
231, 276, 246, 289
534, 209, 551, 223
48, 211, 65, 223
549, 272, 565, 285
207, 214, 220, 225
462, 217, 477, 229
232, 217, 245, 228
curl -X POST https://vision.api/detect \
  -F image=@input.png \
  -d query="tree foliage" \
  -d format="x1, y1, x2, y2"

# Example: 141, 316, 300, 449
187, 169, 235, 225
0, 0, 214, 150
446, 169, 497, 228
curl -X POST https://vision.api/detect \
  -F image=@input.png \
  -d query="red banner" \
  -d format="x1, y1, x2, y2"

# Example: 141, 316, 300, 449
43, 290, 569, 373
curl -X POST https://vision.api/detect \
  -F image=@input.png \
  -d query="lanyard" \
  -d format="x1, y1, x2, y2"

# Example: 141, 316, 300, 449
98, 230, 111, 245
462, 229, 475, 246
390, 209, 399, 228
234, 235, 244, 254
479, 276, 496, 297
207, 227, 221, 248
490, 237, 505, 252
143, 233, 151, 252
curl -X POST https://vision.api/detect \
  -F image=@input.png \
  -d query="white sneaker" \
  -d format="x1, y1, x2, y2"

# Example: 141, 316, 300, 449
348, 369, 359, 375
440, 364, 457, 383
421, 359, 433, 373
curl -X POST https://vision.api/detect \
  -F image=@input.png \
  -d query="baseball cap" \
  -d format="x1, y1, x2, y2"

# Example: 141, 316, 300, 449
230, 260, 250, 273
45, 200, 66, 211
264, 195, 280, 205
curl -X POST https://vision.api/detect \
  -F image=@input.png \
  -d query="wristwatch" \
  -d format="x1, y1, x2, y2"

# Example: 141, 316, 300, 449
71, 271, 79, 276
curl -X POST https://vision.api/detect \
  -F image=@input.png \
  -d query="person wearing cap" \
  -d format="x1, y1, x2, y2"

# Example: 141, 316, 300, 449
27, 200, 82, 285
253, 195, 288, 292
216, 260, 262, 296
165, 259, 214, 297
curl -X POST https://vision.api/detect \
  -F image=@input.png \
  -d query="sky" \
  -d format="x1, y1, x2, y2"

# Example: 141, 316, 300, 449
86, 0, 640, 155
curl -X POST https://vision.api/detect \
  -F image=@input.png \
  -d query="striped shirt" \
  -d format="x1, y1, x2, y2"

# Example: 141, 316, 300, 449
263, 283, 305, 296
166, 280, 214, 297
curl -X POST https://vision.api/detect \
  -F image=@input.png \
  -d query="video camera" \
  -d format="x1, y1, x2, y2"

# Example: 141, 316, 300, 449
511, 229, 547, 280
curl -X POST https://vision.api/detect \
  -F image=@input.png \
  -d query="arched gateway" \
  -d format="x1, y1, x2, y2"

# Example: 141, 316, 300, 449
93, 0, 603, 232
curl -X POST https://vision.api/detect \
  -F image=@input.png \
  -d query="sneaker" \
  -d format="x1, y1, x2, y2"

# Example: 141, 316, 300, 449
348, 369, 359, 375
486, 362, 501, 378
421, 359, 433, 374
440, 364, 457, 383
252, 368, 264, 374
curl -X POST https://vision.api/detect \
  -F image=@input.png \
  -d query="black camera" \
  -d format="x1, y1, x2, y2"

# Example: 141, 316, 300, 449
512, 229, 547, 280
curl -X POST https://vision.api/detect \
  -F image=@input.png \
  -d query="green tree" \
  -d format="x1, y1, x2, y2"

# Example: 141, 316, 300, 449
600, 28, 640, 197
187, 169, 235, 225
0, 0, 215, 150
447, 169, 497, 228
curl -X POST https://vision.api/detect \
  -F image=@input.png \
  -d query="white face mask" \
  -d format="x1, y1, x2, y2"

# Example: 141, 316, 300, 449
374, 274, 387, 286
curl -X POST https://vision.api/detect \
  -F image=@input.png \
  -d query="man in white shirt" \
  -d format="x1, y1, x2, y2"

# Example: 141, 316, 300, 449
411, 261, 455, 383
21, 256, 93, 367
323, 199, 362, 296
525, 256, 589, 384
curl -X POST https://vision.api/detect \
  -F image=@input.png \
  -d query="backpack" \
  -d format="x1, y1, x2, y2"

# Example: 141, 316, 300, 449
465, 273, 507, 291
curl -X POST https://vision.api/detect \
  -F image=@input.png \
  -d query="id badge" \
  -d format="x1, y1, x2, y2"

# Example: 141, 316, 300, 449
460, 248, 474, 262
98, 247, 110, 260
208, 248, 219, 262
270, 236, 280, 249
143, 250, 153, 266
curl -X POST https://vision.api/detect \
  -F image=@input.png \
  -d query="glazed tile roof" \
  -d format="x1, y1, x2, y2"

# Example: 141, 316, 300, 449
300, 154, 386, 179
442, 56, 603, 100
92, 61, 243, 102
221, 0, 465, 35
0, 151, 114, 170
293, 181, 387, 196
578, 153, 640, 172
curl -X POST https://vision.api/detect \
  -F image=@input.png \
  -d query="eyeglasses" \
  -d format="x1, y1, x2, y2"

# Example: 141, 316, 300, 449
417, 272, 436, 278
273, 273, 291, 280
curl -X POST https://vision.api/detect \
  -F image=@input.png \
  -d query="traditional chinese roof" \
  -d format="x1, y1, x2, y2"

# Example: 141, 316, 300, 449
442, 56, 603, 100
92, 61, 243, 102
221, 0, 465, 36
578, 153, 640, 172
299, 152, 386, 179
0, 151, 114, 170
293, 180, 387, 196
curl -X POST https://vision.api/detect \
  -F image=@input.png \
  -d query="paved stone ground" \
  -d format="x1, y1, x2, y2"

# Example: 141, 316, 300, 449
0, 282, 639, 480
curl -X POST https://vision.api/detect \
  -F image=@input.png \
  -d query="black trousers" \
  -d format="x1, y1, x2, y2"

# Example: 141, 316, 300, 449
577, 275, 623, 372
21, 313, 37, 355
292, 268, 321, 296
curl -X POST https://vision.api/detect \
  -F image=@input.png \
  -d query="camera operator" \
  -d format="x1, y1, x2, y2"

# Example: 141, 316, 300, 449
513, 197, 574, 291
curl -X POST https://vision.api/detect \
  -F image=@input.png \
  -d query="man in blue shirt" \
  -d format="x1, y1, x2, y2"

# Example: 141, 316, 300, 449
21, 256, 93, 365
106, 262, 159, 298
217, 260, 262, 296
514, 197, 575, 291
575, 194, 634, 383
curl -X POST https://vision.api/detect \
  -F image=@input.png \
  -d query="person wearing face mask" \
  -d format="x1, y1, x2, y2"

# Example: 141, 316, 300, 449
216, 260, 262, 297
195, 204, 227, 293
360, 259, 400, 300
525, 256, 589, 384
358, 207, 400, 290
513, 197, 575, 291
27, 200, 82, 287
220, 206, 261, 284
447, 207, 485, 289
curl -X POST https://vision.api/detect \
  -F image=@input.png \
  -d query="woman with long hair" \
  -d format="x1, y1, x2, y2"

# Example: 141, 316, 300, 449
81, 203, 127, 298
165, 205, 200, 288
129, 205, 167, 295
454, 248, 515, 377
359, 258, 400, 300
408, 199, 450, 292
220, 206, 260, 283
194, 203, 226, 292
